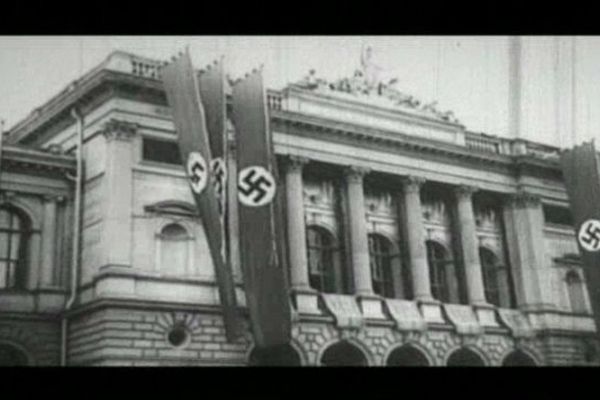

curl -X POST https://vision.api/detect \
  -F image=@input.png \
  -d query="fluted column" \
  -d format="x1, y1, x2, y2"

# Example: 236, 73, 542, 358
344, 166, 373, 296
285, 155, 311, 291
401, 176, 433, 301
454, 185, 488, 306
40, 195, 60, 287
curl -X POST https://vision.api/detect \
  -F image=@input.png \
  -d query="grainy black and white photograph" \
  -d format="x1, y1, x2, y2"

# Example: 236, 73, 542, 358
1, 36, 600, 367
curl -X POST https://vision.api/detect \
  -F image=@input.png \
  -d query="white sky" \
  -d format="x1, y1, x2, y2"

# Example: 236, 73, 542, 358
1, 36, 599, 145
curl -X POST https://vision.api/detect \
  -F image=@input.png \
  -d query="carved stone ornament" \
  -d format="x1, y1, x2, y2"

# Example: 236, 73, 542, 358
344, 166, 370, 183
402, 175, 426, 194
286, 155, 310, 172
455, 184, 479, 200
102, 119, 138, 142
511, 190, 541, 208
293, 47, 461, 125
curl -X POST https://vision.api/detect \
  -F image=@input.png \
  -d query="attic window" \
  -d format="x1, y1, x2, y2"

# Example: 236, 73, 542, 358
142, 137, 181, 165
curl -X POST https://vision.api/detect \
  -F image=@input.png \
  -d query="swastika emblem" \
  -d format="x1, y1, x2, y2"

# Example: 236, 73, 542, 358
238, 166, 276, 207
578, 219, 600, 252
186, 152, 208, 195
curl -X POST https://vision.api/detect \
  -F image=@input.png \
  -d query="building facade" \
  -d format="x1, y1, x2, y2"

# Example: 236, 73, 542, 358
0, 50, 598, 366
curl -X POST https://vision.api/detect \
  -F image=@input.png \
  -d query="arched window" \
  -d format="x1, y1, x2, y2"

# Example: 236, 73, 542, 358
248, 344, 301, 366
566, 270, 587, 314
0, 205, 30, 290
446, 348, 485, 366
386, 345, 430, 366
306, 226, 342, 293
368, 234, 396, 298
502, 350, 537, 366
320, 341, 368, 366
158, 223, 190, 275
426, 241, 453, 303
0, 343, 29, 366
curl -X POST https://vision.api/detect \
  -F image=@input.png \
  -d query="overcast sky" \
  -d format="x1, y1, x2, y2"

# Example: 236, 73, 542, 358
1, 36, 599, 145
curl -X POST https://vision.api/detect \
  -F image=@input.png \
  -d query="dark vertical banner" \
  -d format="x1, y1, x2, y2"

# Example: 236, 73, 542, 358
198, 58, 228, 216
197, 58, 229, 281
561, 140, 600, 339
162, 51, 240, 342
231, 69, 292, 348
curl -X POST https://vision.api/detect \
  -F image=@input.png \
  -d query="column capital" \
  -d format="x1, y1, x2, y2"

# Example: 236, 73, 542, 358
509, 190, 541, 208
454, 184, 479, 200
401, 175, 426, 193
102, 119, 138, 142
344, 165, 370, 183
286, 155, 310, 172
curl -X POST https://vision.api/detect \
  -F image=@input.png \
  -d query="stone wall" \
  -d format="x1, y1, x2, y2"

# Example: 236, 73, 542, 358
67, 307, 251, 366
63, 305, 598, 366
0, 317, 60, 366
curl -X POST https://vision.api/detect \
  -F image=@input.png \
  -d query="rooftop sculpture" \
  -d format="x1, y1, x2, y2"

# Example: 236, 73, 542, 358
294, 45, 461, 125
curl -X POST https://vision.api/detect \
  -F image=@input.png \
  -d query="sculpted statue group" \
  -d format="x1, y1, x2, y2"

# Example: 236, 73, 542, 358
295, 45, 461, 125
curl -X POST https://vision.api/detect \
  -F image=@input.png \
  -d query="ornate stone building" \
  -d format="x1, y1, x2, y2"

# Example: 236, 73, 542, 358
0, 50, 597, 366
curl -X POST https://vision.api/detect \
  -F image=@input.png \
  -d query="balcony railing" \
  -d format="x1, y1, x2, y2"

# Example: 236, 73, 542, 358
465, 133, 503, 154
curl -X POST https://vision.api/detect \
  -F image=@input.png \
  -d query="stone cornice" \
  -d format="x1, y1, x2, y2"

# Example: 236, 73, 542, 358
8, 70, 165, 146
0, 144, 76, 177
271, 110, 513, 168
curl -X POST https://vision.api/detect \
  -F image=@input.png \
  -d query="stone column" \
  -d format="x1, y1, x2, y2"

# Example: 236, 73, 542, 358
345, 166, 384, 318
101, 119, 136, 272
345, 166, 373, 296
40, 195, 60, 287
285, 156, 310, 290
454, 185, 497, 326
285, 156, 319, 314
454, 185, 487, 305
503, 191, 556, 313
401, 176, 443, 323
401, 176, 432, 301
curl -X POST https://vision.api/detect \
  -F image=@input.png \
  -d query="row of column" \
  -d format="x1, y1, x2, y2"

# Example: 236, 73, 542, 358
284, 156, 490, 307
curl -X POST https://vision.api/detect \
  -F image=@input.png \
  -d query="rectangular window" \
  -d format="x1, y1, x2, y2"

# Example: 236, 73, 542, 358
543, 205, 574, 226
142, 137, 181, 165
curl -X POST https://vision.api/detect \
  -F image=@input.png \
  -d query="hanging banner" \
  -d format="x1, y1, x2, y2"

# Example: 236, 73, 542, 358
161, 51, 240, 342
231, 68, 292, 348
560, 140, 600, 341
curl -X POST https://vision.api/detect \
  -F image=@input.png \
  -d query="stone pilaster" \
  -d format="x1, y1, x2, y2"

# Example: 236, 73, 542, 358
454, 185, 497, 326
40, 195, 63, 287
401, 176, 443, 323
502, 191, 556, 311
101, 119, 136, 272
345, 166, 384, 319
